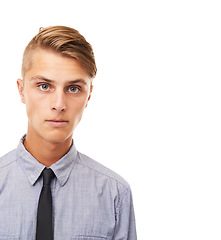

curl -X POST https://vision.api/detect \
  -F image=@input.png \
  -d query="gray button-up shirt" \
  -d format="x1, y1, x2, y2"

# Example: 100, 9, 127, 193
0, 137, 137, 240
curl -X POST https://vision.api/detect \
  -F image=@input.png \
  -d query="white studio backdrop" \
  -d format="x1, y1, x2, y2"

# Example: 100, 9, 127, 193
0, 0, 221, 239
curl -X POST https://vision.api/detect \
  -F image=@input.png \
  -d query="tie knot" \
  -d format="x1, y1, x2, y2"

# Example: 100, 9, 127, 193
42, 168, 55, 185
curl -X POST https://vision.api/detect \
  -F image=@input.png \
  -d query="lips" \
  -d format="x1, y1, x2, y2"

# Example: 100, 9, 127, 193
46, 120, 69, 127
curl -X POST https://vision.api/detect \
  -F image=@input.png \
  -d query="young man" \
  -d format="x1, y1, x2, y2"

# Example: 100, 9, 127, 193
0, 26, 137, 239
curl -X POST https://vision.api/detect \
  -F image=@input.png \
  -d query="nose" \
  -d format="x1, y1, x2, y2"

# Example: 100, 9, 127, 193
50, 89, 67, 112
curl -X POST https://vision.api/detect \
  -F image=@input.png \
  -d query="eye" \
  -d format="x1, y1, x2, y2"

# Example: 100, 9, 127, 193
68, 86, 81, 93
38, 83, 50, 91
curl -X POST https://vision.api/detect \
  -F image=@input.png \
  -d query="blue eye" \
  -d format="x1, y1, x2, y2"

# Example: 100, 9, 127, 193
39, 84, 50, 91
68, 86, 80, 93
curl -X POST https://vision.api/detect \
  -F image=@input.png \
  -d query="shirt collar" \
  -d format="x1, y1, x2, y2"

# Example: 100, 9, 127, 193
16, 135, 78, 186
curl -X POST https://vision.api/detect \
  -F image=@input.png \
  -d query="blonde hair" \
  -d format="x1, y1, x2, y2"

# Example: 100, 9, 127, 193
22, 26, 97, 79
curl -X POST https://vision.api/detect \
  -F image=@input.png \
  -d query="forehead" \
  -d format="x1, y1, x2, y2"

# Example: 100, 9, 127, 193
25, 48, 91, 84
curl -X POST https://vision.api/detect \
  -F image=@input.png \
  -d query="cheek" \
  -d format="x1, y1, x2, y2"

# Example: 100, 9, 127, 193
25, 94, 46, 119
69, 97, 88, 118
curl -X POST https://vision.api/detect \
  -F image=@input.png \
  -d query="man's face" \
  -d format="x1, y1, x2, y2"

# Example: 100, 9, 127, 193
17, 48, 92, 144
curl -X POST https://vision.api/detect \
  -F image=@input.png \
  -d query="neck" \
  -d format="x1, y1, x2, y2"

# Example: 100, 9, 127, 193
24, 132, 73, 167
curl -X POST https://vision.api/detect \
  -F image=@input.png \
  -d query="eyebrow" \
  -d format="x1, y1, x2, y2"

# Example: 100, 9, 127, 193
30, 75, 88, 85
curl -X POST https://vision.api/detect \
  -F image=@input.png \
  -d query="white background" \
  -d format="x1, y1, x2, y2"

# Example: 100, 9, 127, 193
0, 0, 221, 239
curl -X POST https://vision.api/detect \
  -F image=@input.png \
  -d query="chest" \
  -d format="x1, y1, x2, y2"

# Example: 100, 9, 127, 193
0, 178, 117, 240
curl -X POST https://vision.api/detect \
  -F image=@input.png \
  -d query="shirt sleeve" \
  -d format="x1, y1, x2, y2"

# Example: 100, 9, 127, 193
113, 186, 137, 240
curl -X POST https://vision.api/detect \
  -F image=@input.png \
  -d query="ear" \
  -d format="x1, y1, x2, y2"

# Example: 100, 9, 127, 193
85, 84, 93, 108
17, 79, 26, 104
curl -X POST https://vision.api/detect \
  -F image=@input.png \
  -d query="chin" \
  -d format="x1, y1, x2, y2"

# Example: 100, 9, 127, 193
43, 132, 73, 144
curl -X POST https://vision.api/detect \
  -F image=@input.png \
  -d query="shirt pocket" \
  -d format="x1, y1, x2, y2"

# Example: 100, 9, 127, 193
72, 237, 110, 240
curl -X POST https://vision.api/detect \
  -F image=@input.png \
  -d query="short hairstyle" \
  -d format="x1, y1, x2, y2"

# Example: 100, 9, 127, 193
22, 25, 97, 79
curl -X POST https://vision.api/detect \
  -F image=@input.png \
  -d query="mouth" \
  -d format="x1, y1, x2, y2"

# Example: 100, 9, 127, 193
46, 120, 69, 127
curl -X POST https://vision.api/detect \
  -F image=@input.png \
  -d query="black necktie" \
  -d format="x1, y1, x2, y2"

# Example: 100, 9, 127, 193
36, 168, 55, 240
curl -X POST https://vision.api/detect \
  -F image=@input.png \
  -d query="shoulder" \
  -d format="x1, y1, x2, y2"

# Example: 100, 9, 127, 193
0, 149, 17, 169
76, 151, 130, 190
